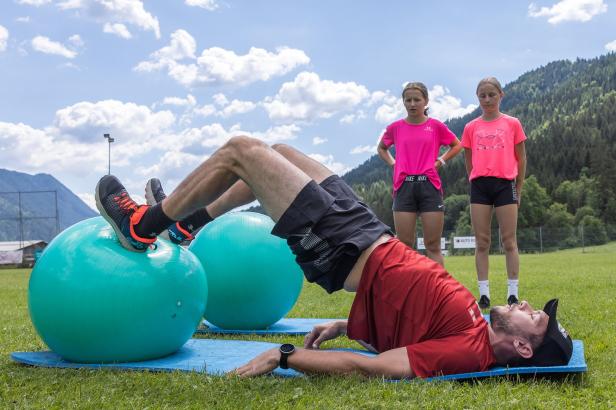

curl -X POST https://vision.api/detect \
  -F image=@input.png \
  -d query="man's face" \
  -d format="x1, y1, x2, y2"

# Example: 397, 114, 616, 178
490, 301, 549, 344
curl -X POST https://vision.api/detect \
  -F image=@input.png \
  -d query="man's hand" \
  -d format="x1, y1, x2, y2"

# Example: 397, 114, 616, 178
231, 347, 280, 377
304, 320, 346, 349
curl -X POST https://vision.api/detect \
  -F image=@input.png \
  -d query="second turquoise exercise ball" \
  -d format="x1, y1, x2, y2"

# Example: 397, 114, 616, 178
28, 217, 208, 363
189, 212, 303, 329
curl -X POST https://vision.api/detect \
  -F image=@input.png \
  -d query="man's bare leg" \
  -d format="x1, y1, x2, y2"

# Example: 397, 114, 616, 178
162, 137, 313, 223
204, 143, 334, 218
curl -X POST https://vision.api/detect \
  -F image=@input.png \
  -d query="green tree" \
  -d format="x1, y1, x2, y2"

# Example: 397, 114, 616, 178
443, 194, 469, 233
574, 205, 596, 226
578, 215, 608, 246
544, 203, 576, 249
553, 171, 600, 215
353, 181, 394, 230
518, 175, 551, 228
454, 204, 472, 236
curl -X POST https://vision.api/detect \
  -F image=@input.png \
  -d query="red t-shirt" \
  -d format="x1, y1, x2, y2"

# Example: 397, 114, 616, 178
347, 239, 496, 378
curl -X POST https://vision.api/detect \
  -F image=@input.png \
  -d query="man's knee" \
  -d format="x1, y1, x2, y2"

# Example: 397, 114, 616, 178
223, 135, 268, 161
225, 135, 264, 151
271, 143, 293, 156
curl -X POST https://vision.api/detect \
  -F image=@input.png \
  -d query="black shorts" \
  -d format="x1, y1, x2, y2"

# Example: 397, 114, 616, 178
272, 175, 393, 294
392, 175, 444, 213
470, 177, 518, 207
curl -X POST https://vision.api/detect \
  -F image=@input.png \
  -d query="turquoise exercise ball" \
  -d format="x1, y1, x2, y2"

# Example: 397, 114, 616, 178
189, 212, 303, 329
28, 217, 207, 363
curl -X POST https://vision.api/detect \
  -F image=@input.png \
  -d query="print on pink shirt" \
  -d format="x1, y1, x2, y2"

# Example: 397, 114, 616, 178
476, 129, 505, 151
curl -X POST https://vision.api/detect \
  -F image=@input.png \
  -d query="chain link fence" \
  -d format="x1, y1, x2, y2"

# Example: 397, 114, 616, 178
0, 191, 59, 243
440, 223, 616, 255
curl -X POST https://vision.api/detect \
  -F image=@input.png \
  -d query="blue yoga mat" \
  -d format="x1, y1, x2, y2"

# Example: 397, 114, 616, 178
11, 339, 586, 381
197, 318, 344, 335
198, 314, 492, 335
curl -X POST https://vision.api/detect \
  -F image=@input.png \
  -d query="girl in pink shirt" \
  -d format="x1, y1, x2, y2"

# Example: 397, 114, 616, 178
461, 77, 527, 309
377, 82, 462, 265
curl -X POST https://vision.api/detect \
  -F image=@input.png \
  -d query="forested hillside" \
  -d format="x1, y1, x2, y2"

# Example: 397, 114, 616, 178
344, 53, 616, 245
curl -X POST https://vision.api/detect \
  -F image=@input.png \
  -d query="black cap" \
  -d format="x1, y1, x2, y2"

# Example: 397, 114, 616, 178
524, 299, 573, 366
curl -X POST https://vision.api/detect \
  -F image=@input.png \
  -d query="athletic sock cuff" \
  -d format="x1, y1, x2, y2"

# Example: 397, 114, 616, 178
134, 202, 175, 238
179, 208, 213, 234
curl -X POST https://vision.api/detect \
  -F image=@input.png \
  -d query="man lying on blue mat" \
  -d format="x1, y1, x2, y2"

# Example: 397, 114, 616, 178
95, 136, 573, 379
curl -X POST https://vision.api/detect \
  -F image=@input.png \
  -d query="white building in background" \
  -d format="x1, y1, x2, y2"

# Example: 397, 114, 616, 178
0, 241, 47, 267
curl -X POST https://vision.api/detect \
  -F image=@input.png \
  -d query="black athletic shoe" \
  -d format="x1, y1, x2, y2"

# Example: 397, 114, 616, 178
478, 295, 491, 309
507, 295, 519, 305
96, 175, 155, 252
145, 177, 167, 205
145, 178, 193, 245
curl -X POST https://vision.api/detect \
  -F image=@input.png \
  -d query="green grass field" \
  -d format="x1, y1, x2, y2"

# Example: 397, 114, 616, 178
1, 244, 615, 409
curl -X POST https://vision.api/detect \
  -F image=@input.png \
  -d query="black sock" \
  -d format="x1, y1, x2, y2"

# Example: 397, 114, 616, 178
135, 203, 175, 238
178, 208, 213, 234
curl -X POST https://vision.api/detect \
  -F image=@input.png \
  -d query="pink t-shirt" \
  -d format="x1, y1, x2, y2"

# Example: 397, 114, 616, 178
461, 114, 527, 181
380, 118, 456, 192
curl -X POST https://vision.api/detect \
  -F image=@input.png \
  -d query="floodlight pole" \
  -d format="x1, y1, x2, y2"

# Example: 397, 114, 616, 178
103, 133, 115, 175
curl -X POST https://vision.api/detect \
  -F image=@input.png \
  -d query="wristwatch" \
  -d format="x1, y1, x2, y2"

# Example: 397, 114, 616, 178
279, 343, 295, 369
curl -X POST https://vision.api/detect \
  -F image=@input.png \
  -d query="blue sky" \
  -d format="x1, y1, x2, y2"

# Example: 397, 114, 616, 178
0, 0, 614, 210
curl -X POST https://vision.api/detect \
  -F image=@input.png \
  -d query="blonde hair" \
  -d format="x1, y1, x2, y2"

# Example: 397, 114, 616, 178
401, 82, 429, 100
476, 77, 504, 95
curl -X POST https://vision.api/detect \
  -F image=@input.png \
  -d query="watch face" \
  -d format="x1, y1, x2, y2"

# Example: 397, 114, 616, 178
280, 343, 295, 354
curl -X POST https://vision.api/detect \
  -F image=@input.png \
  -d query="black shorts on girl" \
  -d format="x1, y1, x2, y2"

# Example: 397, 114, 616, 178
392, 175, 444, 213
271, 175, 393, 294
470, 176, 518, 207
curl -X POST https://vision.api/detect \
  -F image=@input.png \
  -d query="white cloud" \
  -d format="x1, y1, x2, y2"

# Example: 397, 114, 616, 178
16, 16, 31, 23
373, 85, 476, 123
0, 121, 108, 175
185, 0, 218, 10
135, 31, 310, 88
340, 111, 366, 124
0, 26, 8, 52
134, 29, 197, 73
263, 72, 370, 123
529, 0, 607, 24
307, 153, 349, 175
160, 94, 197, 107
68, 34, 84, 47
606, 39, 616, 52
191, 46, 310, 86
374, 94, 402, 124
52, 99, 175, 143
219, 100, 257, 118
0, 101, 178, 185
103, 22, 132, 39
16, 0, 52, 5
31, 36, 77, 58
350, 145, 375, 155
213, 93, 229, 106
246, 124, 301, 144
368, 91, 388, 106
312, 136, 327, 145
58, 0, 160, 38
194, 104, 217, 117
136, 150, 206, 186
428, 85, 477, 121
77, 193, 97, 211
